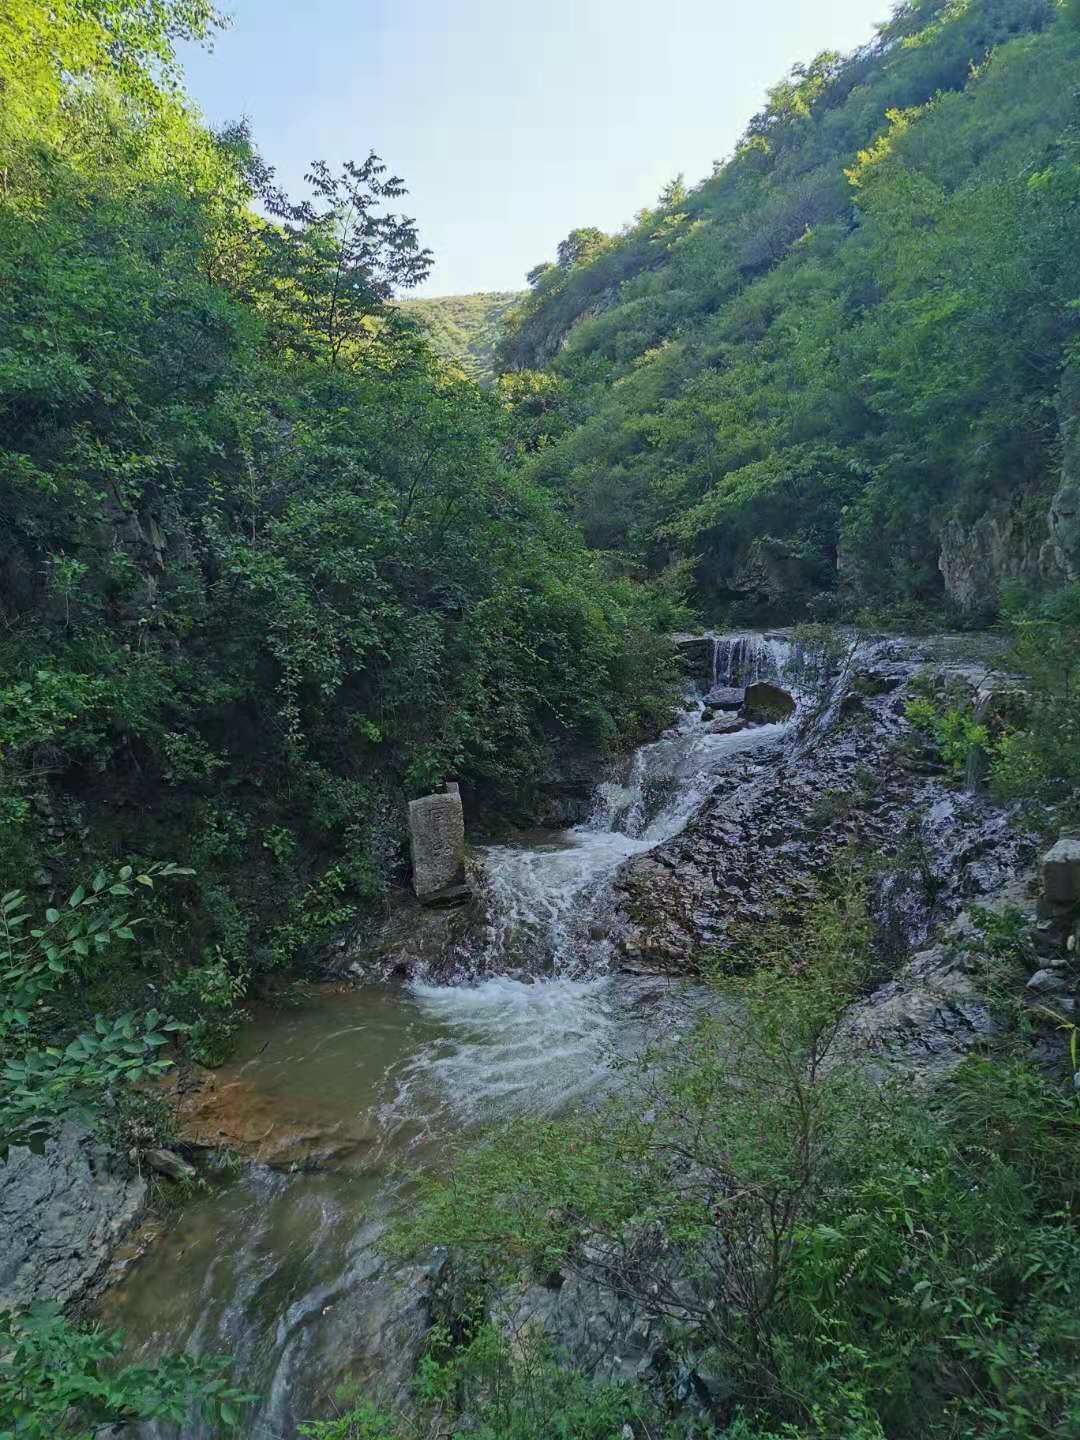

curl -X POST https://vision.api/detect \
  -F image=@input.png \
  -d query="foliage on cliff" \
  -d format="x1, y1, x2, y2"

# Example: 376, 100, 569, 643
398, 292, 523, 384
0, 0, 680, 1061
498, 0, 1080, 620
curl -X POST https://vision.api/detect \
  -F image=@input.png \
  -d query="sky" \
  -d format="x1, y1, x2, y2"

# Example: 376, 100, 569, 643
180, 0, 888, 297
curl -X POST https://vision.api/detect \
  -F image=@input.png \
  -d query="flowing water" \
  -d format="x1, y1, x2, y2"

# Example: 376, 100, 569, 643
104, 635, 798, 1437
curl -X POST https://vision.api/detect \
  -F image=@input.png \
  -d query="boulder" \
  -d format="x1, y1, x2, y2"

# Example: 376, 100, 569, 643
1043, 837, 1080, 909
704, 685, 745, 711
708, 715, 749, 735
143, 1147, 196, 1183
0, 1123, 146, 1310
409, 783, 468, 905
741, 680, 796, 723
1025, 968, 1069, 997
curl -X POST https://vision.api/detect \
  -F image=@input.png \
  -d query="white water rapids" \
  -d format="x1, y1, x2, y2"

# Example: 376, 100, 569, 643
107, 633, 798, 1437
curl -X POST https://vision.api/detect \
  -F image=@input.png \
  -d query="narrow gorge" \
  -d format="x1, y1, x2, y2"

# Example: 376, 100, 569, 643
79, 629, 1053, 1438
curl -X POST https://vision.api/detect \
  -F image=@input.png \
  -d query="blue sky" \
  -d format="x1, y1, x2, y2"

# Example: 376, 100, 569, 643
181, 0, 887, 297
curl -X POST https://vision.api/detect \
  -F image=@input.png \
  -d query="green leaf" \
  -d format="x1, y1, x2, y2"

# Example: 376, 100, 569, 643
45, 909, 60, 924
68, 885, 86, 909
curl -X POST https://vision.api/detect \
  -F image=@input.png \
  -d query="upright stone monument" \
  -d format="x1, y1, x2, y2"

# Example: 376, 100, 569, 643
409, 782, 468, 905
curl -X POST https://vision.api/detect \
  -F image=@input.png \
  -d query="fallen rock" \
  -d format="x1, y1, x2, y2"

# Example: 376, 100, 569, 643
742, 681, 796, 722
1025, 967, 1070, 996
704, 685, 745, 711
143, 1147, 196, 1183
708, 714, 749, 735
0, 1123, 146, 1310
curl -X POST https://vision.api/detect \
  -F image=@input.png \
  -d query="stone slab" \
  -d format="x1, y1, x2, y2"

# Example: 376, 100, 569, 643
409, 785, 468, 905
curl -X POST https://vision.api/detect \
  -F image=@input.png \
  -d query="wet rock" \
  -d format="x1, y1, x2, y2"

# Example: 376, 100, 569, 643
328, 884, 479, 981
0, 1123, 146, 1310
167, 1071, 377, 1170
607, 642, 1035, 975
708, 714, 749, 735
1043, 837, 1080, 908
409, 784, 468, 905
742, 681, 795, 722
143, 1147, 196, 1183
1025, 968, 1070, 997
704, 685, 745, 711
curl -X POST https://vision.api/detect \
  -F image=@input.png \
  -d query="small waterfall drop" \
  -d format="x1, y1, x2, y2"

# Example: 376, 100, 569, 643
452, 632, 797, 982
709, 631, 795, 687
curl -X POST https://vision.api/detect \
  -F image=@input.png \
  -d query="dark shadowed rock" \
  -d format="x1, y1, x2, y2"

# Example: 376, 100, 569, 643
673, 634, 714, 682
742, 681, 795, 722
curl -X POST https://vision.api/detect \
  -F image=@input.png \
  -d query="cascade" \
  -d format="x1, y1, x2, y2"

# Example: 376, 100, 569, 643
109, 634, 802, 1440
710, 632, 795, 687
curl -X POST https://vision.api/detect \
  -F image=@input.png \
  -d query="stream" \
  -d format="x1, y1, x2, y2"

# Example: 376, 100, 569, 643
102, 635, 798, 1437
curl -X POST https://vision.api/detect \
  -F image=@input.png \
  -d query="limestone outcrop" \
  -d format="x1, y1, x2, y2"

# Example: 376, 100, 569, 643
0, 1123, 146, 1311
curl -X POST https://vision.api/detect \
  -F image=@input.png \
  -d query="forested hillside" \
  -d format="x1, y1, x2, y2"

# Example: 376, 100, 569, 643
399, 291, 522, 383
6, 3, 1080, 1440
498, 0, 1080, 622
0, 2, 677, 1088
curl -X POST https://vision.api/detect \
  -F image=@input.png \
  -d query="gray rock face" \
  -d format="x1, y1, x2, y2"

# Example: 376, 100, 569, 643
1047, 481, 1080, 582
937, 505, 1067, 613
408, 784, 468, 905
838, 940, 995, 1076
0, 1123, 146, 1311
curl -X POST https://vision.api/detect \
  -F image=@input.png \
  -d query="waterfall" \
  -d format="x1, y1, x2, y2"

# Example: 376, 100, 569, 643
710, 632, 795, 687
458, 638, 798, 981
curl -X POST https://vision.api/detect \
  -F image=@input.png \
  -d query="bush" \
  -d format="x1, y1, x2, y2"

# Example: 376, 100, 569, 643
991, 584, 1080, 814
0, 1303, 249, 1440
390, 881, 1080, 1438
0, 862, 190, 1149
300, 1324, 661, 1440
